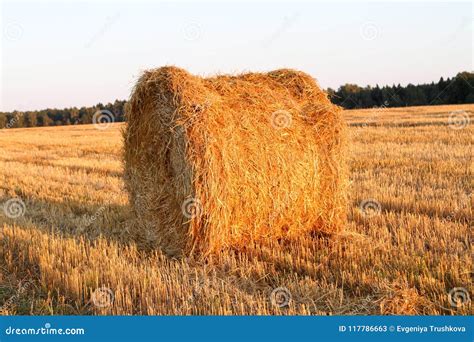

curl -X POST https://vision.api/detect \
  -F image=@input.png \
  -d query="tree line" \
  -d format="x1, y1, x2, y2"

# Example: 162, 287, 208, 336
1, 72, 472, 129
0, 100, 128, 129
328, 72, 473, 109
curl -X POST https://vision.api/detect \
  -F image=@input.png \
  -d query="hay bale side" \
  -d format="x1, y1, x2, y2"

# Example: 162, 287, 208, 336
124, 66, 348, 256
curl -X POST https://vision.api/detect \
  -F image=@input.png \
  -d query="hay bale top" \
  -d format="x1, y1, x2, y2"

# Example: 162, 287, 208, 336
133, 66, 334, 124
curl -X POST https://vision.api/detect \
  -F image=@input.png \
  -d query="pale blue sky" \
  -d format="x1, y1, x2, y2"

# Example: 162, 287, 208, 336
1, 1, 472, 111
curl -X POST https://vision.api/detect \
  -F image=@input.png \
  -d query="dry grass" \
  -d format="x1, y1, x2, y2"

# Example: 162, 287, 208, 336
124, 67, 347, 256
0, 104, 472, 315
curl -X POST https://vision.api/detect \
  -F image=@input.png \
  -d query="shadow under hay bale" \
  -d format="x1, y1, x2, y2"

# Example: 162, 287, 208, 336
123, 66, 348, 257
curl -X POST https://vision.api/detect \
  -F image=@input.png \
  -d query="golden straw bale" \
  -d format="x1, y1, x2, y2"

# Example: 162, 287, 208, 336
124, 66, 347, 256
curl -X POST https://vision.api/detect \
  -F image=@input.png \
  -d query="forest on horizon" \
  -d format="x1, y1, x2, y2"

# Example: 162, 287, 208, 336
1, 71, 472, 129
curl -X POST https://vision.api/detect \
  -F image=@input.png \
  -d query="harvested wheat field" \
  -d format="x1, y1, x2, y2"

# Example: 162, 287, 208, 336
0, 104, 472, 315
124, 67, 347, 256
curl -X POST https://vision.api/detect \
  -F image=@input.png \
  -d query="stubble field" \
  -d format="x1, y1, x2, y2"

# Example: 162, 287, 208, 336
0, 104, 472, 315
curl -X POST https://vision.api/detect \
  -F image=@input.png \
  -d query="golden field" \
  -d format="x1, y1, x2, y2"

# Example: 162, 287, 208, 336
0, 104, 472, 315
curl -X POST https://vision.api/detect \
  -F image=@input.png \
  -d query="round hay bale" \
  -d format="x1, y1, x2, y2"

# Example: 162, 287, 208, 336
124, 66, 348, 256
